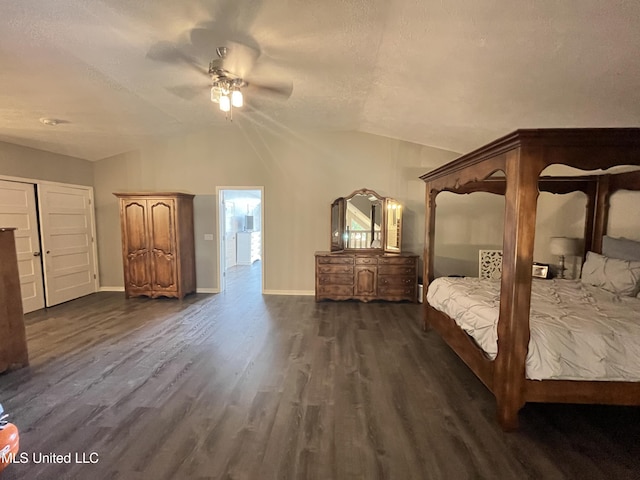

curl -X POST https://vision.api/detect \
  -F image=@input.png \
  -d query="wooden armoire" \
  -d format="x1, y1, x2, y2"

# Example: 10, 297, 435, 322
0, 228, 29, 372
114, 193, 196, 299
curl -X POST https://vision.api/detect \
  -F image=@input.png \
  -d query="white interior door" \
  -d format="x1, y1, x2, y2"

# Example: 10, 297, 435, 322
224, 199, 237, 271
0, 179, 45, 313
225, 232, 237, 268
218, 193, 228, 292
38, 184, 98, 306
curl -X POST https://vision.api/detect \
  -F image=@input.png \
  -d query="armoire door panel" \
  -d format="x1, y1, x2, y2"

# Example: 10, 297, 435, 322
152, 251, 176, 290
127, 253, 151, 289
123, 202, 148, 252
149, 200, 177, 291
149, 200, 175, 254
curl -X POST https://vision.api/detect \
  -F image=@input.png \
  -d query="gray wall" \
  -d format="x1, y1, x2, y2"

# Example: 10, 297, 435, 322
3, 134, 637, 293
92, 126, 457, 292
432, 175, 640, 279
0, 141, 93, 186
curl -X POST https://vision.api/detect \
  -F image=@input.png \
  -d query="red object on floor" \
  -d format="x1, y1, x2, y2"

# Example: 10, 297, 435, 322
0, 423, 20, 472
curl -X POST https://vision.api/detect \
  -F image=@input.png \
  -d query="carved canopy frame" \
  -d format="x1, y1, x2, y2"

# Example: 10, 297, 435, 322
420, 128, 640, 430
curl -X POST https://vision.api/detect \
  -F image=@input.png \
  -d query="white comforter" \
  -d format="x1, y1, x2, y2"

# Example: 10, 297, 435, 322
427, 277, 640, 381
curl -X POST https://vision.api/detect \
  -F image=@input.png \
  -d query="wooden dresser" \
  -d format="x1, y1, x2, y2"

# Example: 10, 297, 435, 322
114, 193, 196, 299
315, 251, 418, 302
0, 228, 29, 372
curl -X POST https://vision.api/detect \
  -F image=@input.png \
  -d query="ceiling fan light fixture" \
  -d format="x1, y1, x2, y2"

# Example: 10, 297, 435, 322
231, 89, 243, 108
219, 94, 231, 112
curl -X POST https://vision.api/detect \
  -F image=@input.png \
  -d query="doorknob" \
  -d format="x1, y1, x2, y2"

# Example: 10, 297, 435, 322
33, 251, 41, 257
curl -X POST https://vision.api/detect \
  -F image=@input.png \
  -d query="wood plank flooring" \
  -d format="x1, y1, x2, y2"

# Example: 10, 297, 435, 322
1, 262, 639, 479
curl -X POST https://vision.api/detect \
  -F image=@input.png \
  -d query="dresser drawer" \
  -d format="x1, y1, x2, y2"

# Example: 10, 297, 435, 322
378, 286, 416, 299
318, 274, 354, 285
315, 251, 418, 303
317, 256, 354, 265
378, 265, 416, 276
378, 275, 416, 287
378, 256, 416, 265
355, 256, 377, 265
317, 285, 354, 296
317, 265, 354, 275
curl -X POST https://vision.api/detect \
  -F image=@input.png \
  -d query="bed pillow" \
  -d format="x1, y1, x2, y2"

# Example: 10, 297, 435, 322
581, 251, 640, 296
602, 235, 640, 262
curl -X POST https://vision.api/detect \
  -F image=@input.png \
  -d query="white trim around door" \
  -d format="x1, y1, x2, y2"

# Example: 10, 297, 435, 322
216, 186, 264, 294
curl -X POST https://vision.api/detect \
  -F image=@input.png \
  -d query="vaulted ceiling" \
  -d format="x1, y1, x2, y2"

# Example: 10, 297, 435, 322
1, 0, 639, 161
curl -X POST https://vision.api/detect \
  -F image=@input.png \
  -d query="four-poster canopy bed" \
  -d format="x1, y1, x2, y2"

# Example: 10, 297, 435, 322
419, 128, 640, 430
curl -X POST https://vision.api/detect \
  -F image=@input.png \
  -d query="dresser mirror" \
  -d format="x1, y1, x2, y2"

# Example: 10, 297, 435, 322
330, 188, 402, 253
385, 198, 402, 251
330, 198, 345, 251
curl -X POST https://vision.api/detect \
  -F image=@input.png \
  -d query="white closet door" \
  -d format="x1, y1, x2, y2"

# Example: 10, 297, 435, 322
0, 179, 45, 312
38, 184, 98, 306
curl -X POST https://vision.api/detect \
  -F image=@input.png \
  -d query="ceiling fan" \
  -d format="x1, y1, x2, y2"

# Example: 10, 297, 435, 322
208, 44, 294, 119
208, 46, 249, 116
149, 37, 293, 119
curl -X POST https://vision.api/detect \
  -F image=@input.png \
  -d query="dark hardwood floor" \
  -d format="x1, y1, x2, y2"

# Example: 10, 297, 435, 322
1, 261, 639, 479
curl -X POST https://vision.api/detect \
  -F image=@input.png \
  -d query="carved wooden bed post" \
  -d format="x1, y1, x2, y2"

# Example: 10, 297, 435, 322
582, 180, 598, 259
423, 188, 437, 329
591, 175, 611, 254
493, 148, 544, 430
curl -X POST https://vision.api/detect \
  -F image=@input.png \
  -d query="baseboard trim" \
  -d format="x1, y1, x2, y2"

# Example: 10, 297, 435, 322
100, 286, 219, 294
99, 286, 125, 292
196, 288, 219, 294
262, 290, 315, 296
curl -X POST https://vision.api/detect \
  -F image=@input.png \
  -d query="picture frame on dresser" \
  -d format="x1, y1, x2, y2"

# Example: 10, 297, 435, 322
532, 264, 549, 279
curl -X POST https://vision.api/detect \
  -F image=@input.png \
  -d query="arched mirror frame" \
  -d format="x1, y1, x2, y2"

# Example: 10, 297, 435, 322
330, 188, 402, 253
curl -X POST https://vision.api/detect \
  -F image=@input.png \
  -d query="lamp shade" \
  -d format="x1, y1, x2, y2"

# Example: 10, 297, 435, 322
231, 89, 243, 108
549, 237, 579, 256
219, 94, 231, 112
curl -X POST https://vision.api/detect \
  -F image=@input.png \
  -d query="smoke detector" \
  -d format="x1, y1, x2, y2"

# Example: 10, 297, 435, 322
39, 118, 60, 126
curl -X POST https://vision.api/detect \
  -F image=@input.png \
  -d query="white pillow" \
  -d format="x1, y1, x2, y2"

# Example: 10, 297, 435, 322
581, 251, 640, 297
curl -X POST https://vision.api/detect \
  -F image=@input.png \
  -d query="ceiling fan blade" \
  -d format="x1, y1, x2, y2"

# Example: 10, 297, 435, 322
245, 80, 293, 101
146, 41, 208, 76
190, 30, 260, 77
165, 85, 209, 101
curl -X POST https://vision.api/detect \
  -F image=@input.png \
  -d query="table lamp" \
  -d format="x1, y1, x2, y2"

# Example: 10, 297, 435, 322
549, 237, 579, 279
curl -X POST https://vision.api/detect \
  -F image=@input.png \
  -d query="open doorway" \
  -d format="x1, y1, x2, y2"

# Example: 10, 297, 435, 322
216, 187, 264, 295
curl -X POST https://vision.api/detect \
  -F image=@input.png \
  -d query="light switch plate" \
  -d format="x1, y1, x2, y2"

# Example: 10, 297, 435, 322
204, 234, 214, 241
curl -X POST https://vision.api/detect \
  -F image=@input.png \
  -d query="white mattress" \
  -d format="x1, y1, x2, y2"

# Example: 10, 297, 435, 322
426, 277, 640, 381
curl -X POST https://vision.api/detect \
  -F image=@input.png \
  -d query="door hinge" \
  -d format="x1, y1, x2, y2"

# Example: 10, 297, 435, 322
93, 274, 96, 279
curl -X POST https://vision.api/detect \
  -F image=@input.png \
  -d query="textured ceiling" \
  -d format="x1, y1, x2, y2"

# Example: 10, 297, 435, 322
1, 0, 639, 161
